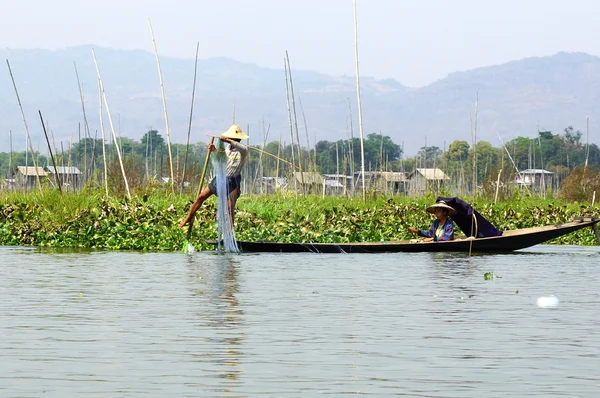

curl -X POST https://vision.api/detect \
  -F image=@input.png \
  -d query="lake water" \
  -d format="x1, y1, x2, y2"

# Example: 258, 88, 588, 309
1, 245, 599, 397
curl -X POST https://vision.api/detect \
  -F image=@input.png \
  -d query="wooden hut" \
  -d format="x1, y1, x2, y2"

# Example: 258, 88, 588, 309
45, 166, 83, 191
515, 169, 553, 192
407, 168, 449, 196
15, 166, 47, 191
293, 172, 324, 194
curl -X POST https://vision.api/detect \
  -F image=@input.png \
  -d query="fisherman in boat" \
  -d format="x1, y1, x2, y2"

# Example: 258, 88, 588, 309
179, 124, 249, 227
408, 201, 456, 242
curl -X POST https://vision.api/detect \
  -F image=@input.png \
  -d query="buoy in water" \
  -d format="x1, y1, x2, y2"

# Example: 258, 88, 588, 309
537, 296, 559, 308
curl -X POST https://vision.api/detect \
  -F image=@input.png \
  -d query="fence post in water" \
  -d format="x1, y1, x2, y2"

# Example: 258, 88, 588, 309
38, 111, 62, 194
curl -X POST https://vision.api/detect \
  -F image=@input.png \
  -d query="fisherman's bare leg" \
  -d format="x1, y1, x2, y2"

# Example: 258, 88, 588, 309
180, 186, 213, 227
227, 188, 240, 225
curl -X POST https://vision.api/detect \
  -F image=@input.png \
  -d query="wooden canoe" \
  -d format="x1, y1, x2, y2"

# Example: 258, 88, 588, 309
209, 217, 599, 253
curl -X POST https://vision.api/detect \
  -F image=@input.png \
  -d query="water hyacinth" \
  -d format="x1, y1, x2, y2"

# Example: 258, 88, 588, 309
0, 192, 598, 251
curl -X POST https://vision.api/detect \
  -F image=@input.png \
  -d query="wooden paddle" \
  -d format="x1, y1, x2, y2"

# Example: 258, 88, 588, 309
182, 136, 215, 252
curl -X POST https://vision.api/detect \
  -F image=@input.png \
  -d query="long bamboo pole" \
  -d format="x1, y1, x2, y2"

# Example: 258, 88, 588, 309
38, 111, 62, 193
74, 62, 91, 184
353, 0, 366, 202
6, 59, 42, 192
92, 49, 131, 199
206, 135, 297, 169
275, 131, 282, 193
148, 19, 175, 193
297, 96, 314, 172
98, 81, 109, 198
182, 42, 200, 193
471, 92, 479, 197
347, 97, 355, 194
582, 116, 590, 191
8, 130, 13, 183
285, 51, 305, 194
283, 56, 298, 198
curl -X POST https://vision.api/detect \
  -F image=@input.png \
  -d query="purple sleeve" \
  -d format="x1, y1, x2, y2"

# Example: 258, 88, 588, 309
418, 222, 436, 238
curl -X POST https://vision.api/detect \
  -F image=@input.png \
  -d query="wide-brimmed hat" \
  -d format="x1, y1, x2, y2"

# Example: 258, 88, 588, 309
222, 124, 249, 140
426, 201, 456, 216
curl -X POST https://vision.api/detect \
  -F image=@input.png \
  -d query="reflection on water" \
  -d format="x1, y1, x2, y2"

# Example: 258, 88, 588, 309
186, 255, 245, 386
0, 245, 599, 397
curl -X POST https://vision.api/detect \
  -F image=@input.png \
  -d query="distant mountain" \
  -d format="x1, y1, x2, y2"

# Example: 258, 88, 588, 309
1, 46, 598, 156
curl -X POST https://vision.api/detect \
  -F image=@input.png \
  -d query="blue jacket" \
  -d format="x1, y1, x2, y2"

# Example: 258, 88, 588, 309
418, 219, 454, 241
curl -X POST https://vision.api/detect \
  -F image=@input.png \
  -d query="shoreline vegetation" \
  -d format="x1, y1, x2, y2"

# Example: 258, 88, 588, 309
0, 190, 598, 251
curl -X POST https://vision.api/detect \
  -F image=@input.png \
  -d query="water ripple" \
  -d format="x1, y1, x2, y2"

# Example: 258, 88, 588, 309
0, 245, 599, 396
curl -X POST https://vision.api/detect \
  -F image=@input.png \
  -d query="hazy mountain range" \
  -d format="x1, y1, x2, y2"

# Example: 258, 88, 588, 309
1, 46, 599, 156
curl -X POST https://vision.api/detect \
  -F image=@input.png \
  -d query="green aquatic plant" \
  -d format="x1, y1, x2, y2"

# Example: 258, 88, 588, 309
0, 191, 598, 251
484, 272, 501, 280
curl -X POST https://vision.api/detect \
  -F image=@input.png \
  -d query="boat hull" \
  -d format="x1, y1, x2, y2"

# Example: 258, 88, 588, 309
216, 218, 599, 253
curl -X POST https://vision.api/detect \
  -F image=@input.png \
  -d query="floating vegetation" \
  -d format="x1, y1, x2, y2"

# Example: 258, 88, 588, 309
0, 192, 598, 251
484, 272, 502, 280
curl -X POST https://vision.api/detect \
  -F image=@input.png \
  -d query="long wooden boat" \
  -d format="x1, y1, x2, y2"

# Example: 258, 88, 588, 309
220, 217, 599, 253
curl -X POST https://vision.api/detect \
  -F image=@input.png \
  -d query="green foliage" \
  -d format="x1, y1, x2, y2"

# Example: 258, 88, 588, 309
445, 140, 470, 162
559, 166, 600, 203
484, 272, 501, 280
0, 192, 598, 250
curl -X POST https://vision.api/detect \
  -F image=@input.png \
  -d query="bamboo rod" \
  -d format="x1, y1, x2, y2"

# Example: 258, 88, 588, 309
38, 111, 62, 193
275, 131, 282, 193
494, 169, 502, 205
347, 98, 355, 195
6, 59, 43, 192
297, 96, 314, 172
283, 55, 298, 198
8, 130, 13, 182
471, 92, 479, 197
182, 42, 200, 193
207, 136, 297, 169
74, 61, 92, 184
286, 51, 305, 194
582, 116, 590, 191
353, 0, 366, 202
148, 19, 175, 193
92, 49, 130, 199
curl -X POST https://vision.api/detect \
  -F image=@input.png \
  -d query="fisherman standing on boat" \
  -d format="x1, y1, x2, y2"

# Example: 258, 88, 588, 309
408, 201, 456, 242
179, 124, 249, 227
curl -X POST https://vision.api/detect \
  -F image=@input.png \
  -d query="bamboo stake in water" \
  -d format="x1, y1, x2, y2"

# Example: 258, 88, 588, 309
494, 169, 502, 205
471, 92, 479, 197
38, 111, 62, 193
98, 80, 109, 199
353, 0, 366, 202
182, 42, 200, 194
6, 59, 42, 192
582, 116, 590, 191
8, 130, 12, 184
92, 49, 130, 199
275, 131, 282, 193
74, 62, 91, 185
148, 19, 175, 193
283, 56, 298, 198
285, 51, 305, 194
297, 96, 314, 172
347, 97, 355, 195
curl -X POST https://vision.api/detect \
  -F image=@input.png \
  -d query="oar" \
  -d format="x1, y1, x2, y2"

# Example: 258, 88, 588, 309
182, 136, 215, 253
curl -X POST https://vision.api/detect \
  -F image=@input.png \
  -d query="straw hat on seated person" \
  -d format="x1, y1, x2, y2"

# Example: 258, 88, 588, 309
222, 124, 249, 140
426, 201, 456, 216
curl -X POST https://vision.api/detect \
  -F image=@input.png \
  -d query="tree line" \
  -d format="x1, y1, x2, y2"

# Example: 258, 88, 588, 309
1, 125, 598, 195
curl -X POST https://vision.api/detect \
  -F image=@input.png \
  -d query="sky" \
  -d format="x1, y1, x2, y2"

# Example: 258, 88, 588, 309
2, 0, 600, 87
